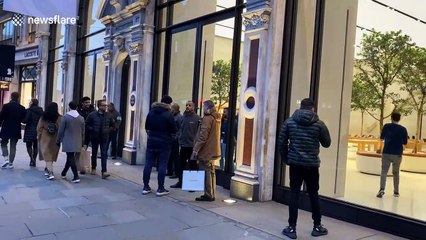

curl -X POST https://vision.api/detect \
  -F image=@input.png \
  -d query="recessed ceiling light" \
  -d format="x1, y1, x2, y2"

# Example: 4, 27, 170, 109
113, 162, 122, 166
223, 199, 237, 204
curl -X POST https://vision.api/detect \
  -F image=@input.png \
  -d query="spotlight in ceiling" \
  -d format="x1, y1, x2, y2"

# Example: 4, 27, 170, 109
223, 199, 237, 204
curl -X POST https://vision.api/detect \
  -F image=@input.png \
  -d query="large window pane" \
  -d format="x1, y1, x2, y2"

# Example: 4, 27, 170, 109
82, 55, 94, 99
172, 0, 236, 25
52, 61, 64, 113
54, 24, 66, 47
94, 53, 105, 101
87, 0, 105, 34
168, 28, 196, 106
85, 32, 105, 51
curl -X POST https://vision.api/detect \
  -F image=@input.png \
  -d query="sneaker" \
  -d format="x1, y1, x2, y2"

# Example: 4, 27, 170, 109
29, 161, 36, 167
312, 224, 328, 237
156, 189, 170, 196
376, 189, 385, 198
44, 168, 49, 176
282, 226, 297, 239
142, 186, 152, 195
72, 178, 80, 183
394, 192, 400, 197
46, 172, 54, 180
1, 161, 10, 169
6, 163, 13, 169
101, 172, 110, 179
195, 195, 215, 202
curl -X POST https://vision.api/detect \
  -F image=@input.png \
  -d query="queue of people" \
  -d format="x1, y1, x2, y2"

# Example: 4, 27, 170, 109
0, 92, 122, 183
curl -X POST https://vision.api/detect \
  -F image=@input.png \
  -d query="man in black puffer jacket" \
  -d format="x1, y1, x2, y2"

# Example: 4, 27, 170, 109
85, 99, 115, 179
279, 98, 331, 239
142, 96, 177, 197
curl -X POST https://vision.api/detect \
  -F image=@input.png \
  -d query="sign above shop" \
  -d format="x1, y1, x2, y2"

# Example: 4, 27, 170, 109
0, 81, 10, 91
15, 48, 39, 62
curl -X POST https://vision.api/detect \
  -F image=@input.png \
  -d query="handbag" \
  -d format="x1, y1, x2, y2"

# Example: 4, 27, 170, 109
182, 170, 205, 191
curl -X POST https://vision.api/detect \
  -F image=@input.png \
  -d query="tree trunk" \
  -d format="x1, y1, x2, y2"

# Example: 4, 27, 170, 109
414, 109, 423, 154
361, 111, 364, 136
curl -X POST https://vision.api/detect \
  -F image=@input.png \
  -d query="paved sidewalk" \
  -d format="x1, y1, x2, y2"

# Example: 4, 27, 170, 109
0, 142, 405, 240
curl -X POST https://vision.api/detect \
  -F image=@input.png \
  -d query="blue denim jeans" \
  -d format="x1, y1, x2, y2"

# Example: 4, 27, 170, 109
91, 140, 109, 173
143, 146, 171, 190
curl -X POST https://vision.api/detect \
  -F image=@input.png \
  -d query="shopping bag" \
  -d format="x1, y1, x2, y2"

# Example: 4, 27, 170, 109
182, 170, 205, 192
76, 147, 91, 172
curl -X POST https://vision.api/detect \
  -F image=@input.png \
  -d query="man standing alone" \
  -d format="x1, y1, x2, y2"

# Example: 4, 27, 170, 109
107, 103, 121, 159
376, 112, 408, 198
0, 92, 26, 169
279, 98, 331, 239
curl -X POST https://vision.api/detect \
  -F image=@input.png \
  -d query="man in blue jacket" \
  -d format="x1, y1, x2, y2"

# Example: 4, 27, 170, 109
279, 98, 331, 239
142, 96, 177, 196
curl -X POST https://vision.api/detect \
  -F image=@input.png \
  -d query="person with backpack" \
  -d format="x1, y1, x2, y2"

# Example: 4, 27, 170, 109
0, 92, 26, 169
57, 102, 85, 183
37, 102, 62, 180
23, 99, 43, 167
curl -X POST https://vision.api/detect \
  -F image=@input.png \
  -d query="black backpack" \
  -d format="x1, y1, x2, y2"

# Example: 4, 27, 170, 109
47, 121, 57, 135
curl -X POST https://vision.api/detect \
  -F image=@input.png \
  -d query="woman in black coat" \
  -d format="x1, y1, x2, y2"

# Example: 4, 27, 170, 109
23, 99, 43, 167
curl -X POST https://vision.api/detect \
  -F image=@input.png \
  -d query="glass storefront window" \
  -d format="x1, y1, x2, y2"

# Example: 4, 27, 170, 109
87, 0, 105, 34
52, 61, 64, 113
83, 55, 94, 99
94, 53, 105, 101
85, 31, 106, 51
172, 0, 236, 25
54, 24, 66, 47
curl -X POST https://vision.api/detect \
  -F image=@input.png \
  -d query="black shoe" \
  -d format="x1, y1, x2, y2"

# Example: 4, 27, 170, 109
170, 182, 182, 188
80, 171, 86, 175
195, 195, 215, 202
312, 224, 328, 237
169, 175, 178, 179
376, 189, 385, 198
165, 172, 173, 176
142, 186, 152, 195
112, 157, 117, 160
282, 226, 297, 239
156, 188, 170, 196
29, 161, 36, 167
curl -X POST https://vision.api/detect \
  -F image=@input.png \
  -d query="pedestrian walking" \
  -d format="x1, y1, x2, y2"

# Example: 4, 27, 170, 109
37, 102, 62, 180
85, 99, 114, 179
57, 101, 85, 183
191, 100, 221, 202
171, 100, 200, 188
107, 102, 121, 159
142, 95, 176, 196
78, 96, 95, 120
279, 98, 331, 239
167, 102, 182, 177
23, 98, 43, 167
376, 112, 408, 198
0, 92, 26, 169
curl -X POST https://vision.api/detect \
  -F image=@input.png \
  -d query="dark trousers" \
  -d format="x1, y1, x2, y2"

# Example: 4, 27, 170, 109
25, 140, 38, 162
91, 140, 109, 173
167, 140, 179, 175
1, 138, 18, 163
109, 130, 118, 157
288, 165, 321, 227
62, 152, 79, 179
143, 146, 171, 190
177, 146, 199, 182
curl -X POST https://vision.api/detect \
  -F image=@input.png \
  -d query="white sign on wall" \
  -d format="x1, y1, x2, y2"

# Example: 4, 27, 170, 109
15, 49, 39, 62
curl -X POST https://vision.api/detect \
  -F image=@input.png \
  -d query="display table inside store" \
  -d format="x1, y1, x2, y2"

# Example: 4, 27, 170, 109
401, 152, 426, 173
348, 137, 380, 152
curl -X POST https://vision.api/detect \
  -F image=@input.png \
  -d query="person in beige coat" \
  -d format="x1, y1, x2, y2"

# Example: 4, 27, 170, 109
37, 102, 61, 180
191, 100, 221, 202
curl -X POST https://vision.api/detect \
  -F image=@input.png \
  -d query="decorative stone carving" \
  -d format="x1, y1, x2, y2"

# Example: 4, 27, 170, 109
110, 0, 123, 12
114, 36, 126, 52
242, 7, 272, 32
102, 50, 112, 61
35, 60, 42, 76
128, 42, 143, 55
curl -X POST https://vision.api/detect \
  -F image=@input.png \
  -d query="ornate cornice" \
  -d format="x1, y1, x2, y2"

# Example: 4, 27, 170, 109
128, 42, 143, 55
102, 50, 112, 61
242, 7, 272, 32
101, 0, 150, 24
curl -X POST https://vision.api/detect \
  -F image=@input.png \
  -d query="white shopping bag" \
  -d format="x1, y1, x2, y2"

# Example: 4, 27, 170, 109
182, 170, 205, 191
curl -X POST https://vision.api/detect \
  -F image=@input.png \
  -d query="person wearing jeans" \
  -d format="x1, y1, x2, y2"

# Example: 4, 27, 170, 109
279, 98, 331, 239
142, 95, 176, 196
376, 112, 408, 198
0, 92, 26, 169
57, 101, 85, 183
85, 99, 115, 179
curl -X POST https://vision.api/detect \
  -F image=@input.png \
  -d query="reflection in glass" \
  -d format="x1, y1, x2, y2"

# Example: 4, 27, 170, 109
83, 55, 94, 99
94, 54, 105, 100
168, 29, 196, 107
87, 0, 105, 34
172, 0, 236, 25
52, 62, 64, 113
85, 32, 106, 51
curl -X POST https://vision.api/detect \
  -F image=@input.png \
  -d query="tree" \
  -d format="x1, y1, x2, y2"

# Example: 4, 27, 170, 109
351, 77, 380, 136
211, 60, 241, 109
398, 47, 426, 153
355, 30, 412, 134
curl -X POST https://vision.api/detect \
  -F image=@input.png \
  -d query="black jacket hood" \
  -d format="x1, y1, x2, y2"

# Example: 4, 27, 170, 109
151, 102, 171, 113
292, 109, 319, 126
29, 106, 43, 115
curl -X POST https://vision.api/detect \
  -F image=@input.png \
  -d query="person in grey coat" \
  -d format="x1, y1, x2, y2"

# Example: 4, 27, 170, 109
57, 102, 85, 183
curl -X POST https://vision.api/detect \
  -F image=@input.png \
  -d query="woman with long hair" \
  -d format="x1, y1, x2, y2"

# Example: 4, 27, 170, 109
23, 99, 43, 167
37, 102, 61, 180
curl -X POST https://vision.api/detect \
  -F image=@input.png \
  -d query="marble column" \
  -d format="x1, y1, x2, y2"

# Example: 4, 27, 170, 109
230, 0, 285, 202
62, 24, 77, 111
35, 24, 50, 109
